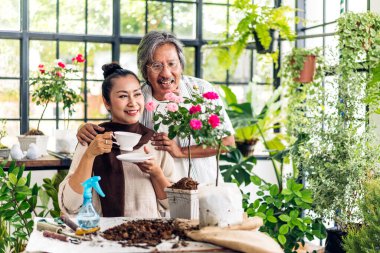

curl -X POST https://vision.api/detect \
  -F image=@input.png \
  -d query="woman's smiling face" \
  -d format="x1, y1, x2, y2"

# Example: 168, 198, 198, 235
103, 75, 144, 124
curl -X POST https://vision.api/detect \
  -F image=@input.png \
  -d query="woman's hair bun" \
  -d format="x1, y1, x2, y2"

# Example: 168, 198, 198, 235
102, 62, 123, 79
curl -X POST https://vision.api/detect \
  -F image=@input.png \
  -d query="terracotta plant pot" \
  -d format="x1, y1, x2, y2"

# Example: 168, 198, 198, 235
294, 55, 316, 83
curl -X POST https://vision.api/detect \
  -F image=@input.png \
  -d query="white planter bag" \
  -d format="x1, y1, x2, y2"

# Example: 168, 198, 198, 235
55, 129, 77, 154
164, 188, 199, 220
199, 183, 244, 228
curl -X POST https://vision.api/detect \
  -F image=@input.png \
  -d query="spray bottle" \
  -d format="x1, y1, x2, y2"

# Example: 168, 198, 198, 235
77, 176, 105, 229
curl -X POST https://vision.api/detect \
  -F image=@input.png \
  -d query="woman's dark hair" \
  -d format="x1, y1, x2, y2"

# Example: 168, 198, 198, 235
101, 63, 140, 104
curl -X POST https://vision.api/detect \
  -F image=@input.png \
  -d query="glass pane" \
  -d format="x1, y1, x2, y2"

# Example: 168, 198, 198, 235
348, 1, 367, 12
58, 120, 82, 131
254, 53, 273, 84
86, 43, 112, 80
0, 0, 20, 31
29, 92, 57, 121
120, 0, 146, 36
325, 23, 337, 33
0, 80, 20, 118
87, 81, 109, 119
203, 4, 227, 40
229, 6, 241, 36
254, 0, 274, 7
204, 0, 227, 3
305, 38, 323, 49
250, 84, 274, 113
174, 3, 196, 39
29, 0, 56, 32
231, 49, 251, 83
60, 41, 86, 78
148, 2, 171, 32
58, 80, 84, 119
305, 0, 323, 25
325, 35, 339, 66
88, 0, 112, 35
183, 47, 195, 76
59, 0, 85, 34
0, 39, 20, 77
202, 47, 227, 83
29, 40, 57, 72
120, 45, 139, 76
325, 0, 340, 23
4, 120, 20, 140
29, 120, 57, 137
228, 85, 248, 103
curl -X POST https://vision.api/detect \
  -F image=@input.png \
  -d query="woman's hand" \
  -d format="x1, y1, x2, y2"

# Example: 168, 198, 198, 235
85, 132, 113, 158
77, 123, 105, 145
151, 132, 185, 158
137, 146, 163, 177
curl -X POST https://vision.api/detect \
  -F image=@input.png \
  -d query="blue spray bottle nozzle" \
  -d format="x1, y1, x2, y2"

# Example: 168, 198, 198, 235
81, 176, 105, 204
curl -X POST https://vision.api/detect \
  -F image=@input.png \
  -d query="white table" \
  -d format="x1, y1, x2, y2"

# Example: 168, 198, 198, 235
25, 217, 233, 253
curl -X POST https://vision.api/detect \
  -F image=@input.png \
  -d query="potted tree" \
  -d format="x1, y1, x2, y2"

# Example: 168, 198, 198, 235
0, 120, 10, 159
18, 54, 85, 155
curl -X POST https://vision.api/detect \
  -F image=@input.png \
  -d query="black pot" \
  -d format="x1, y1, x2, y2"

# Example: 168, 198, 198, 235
236, 141, 257, 157
325, 227, 347, 253
252, 29, 275, 54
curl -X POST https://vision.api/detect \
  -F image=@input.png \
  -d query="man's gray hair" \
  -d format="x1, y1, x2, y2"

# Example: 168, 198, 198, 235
137, 31, 186, 81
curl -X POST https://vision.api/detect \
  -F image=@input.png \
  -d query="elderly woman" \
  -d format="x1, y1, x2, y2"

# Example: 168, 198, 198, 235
77, 31, 235, 184
59, 63, 174, 218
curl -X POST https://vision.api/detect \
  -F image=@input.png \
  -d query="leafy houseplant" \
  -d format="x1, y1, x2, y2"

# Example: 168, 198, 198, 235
246, 176, 326, 252
343, 178, 380, 252
28, 53, 85, 135
282, 47, 321, 84
215, 0, 297, 69
0, 161, 39, 252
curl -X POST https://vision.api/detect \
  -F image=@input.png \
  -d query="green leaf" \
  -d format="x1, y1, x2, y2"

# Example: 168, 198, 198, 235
255, 212, 266, 219
279, 224, 289, 234
278, 234, 286, 245
9, 174, 17, 185
250, 175, 262, 186
267, 216, 278, 223
282, 188, 292, 195
279, 214, 291, 222
16, 177, 27, 187
269, 184, 279, 196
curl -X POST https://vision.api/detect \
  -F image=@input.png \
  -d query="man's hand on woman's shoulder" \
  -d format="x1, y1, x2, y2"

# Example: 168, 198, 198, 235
77, 123, 105, 145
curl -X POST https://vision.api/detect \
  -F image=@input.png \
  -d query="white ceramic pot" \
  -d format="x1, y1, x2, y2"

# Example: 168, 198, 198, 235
164, 188, 199, 220
0, 148, 10, 159
18, 135, 49, 156
199, 183, 244, 228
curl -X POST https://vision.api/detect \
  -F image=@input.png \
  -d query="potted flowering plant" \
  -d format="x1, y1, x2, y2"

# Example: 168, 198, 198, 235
18, 54, 85, 155
146, 89, 242, 223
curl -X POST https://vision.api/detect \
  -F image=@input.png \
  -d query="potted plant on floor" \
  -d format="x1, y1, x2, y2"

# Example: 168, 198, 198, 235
0, 120, 10, 159
19, 54, 85, 155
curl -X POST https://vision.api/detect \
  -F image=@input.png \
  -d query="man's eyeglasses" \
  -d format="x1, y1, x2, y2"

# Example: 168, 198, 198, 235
147, 61, 179, 73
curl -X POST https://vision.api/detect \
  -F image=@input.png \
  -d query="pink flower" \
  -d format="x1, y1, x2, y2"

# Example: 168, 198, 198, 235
164, 92, 177, 101
208, 114, 220, 128
189, 105, 201, 114
189, 119, 202, 130
58, 62, 66, 68
203, 91, 219, 100
75, 54, 86, 63
38, 64, 45, 74
56, 71, 63, 77
145, 101, 157, 112
166, 103, 179, 112
164, 92, 184, 103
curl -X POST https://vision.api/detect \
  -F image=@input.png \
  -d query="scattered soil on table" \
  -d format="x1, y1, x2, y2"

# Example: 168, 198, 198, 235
101, 219, 198, 247
169, 177, 198, 190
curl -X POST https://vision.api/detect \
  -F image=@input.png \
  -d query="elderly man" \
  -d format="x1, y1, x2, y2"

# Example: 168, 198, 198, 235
77, 31, 235, 184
